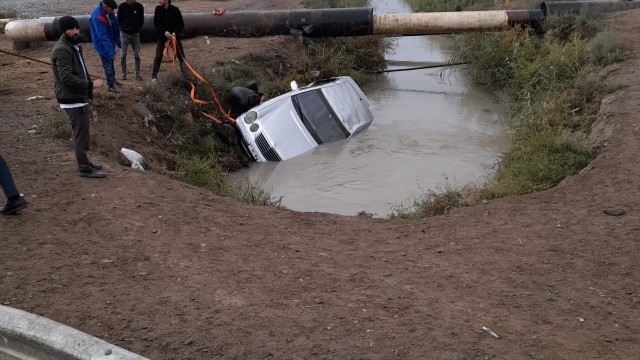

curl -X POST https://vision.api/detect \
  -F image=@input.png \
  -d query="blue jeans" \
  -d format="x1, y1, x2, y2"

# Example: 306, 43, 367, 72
0, 155, 19, 200
100, 56, 116, 88
120, 32, 141, 77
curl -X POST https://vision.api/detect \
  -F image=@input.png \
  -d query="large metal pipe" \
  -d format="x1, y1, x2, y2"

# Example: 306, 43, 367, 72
5, 8, 373, 43
4, 7, 542, 44
373, 10, 543, 35
542, 0, 640, 16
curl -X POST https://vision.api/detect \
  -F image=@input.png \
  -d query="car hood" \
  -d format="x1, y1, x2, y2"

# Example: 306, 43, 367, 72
253, 97, 317, 160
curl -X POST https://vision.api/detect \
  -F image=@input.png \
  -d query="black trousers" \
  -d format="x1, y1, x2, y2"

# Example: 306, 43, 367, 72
151, 37, 185, 79
64, 105, 92, 171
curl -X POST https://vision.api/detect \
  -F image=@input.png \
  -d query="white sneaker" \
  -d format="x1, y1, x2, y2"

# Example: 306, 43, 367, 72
150, 78, 157, 85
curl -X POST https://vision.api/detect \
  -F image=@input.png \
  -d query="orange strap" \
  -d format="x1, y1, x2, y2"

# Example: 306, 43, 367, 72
163, 36, 236, 127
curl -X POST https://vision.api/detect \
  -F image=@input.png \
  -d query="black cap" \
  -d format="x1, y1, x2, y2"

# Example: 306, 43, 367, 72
103, 0, 118, 9
58, 16, 80, 33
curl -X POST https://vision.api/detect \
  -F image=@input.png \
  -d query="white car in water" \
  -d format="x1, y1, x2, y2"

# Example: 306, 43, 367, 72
235, 76, 374, 162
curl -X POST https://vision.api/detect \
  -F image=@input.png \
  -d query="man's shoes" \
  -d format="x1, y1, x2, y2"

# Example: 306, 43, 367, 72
107, 87, 119, 93
121, 75, 127, 81
1, 196, 27, 215
150, 78, 157, 85
135, 74, 143, 81
114, 80, 124, 86
90, 163, 102, 170
78, 168, 107, 178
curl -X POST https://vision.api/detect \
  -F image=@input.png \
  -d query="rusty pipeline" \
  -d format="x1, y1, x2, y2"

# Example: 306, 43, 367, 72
542, 0, 640, 16
5, 7, 543, 44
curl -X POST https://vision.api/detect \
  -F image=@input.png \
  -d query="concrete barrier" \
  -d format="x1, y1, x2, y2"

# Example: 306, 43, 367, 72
0, 305, 149, 360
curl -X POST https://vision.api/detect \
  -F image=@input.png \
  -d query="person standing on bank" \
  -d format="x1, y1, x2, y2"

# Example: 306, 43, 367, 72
51, 16, 107, 179
117, 0, 144, 81
90, 0, 122, 92
151, 0, 185, 83
0, 155, 27, 215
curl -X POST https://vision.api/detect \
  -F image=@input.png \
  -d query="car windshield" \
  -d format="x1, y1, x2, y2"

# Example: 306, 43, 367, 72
292, 89, 349, 144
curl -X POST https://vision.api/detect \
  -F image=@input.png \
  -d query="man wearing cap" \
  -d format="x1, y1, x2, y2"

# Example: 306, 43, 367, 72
117, 0, 144, 81
90, 0, 122, 92
51, 16, 107, 178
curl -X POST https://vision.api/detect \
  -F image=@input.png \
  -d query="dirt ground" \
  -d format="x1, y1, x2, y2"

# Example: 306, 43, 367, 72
1, 1, 640, 359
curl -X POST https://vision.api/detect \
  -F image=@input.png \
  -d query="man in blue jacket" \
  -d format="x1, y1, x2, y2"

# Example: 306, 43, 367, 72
90, 0, 122, 92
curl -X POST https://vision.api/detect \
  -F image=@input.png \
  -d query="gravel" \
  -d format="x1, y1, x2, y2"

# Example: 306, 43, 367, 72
0, 0, 97, 19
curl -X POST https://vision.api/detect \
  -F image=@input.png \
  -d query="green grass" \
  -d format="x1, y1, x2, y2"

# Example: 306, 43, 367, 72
302, 36, 391, 84
495, 133, 592, 195
175, 153, 284, 206
407, 0, 471, 12
389, 182, 501, 219
235, 180, 284, 207
390, 187, 463, 219
175, 154, 235, 196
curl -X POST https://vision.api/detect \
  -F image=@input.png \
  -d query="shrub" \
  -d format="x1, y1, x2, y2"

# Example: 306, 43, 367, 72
587, 30, 627, 65
235, 180, 284, 207
39, 109, 70, 140
389, 188, 463, 219
175, 154, 235, 197
303, 36, 391, 84
495, 133, 592, 195
407, 0, 471, 12
389, 181, 501, 219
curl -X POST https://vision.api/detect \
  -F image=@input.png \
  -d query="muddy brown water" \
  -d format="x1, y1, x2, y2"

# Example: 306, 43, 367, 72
231, 0, 507, 217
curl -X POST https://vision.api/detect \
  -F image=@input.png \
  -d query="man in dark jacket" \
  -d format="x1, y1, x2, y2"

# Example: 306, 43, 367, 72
117, 0, 144, 81
229, 82, 266, 118
151, 0, 185, 83
51, 16, 106, 178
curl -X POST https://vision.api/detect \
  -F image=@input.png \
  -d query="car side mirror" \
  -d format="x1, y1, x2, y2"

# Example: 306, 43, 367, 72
290, 80, 298, 91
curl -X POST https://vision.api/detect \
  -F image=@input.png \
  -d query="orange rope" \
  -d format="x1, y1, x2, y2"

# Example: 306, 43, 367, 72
163, 36, 236, 127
